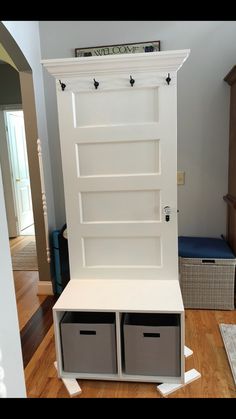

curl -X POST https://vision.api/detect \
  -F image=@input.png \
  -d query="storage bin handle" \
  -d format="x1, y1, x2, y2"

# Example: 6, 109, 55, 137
201, 259, 215, 264
143, 333, 160, 338
80, 330, 96, 335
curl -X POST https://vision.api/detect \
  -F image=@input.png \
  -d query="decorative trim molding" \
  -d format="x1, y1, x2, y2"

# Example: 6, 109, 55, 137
37, 280, 53, 296
41, 50, 190, 79
37, 139, 51, 263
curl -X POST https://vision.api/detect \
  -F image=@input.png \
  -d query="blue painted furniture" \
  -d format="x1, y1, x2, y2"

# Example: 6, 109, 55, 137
52, 227, 70, 295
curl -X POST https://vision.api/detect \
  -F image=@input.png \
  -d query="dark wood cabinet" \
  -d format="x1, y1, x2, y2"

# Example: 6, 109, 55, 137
224, 66, 236, 254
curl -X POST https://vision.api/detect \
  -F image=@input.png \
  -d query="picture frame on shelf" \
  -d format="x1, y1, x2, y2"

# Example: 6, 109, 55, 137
75, 41, 161, 57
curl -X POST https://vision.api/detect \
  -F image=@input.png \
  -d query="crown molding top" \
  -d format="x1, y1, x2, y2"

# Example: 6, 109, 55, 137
41, 49, 190, 79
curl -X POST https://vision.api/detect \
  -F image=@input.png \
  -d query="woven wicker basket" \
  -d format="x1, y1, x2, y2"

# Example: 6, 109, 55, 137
179, 257, 236, 310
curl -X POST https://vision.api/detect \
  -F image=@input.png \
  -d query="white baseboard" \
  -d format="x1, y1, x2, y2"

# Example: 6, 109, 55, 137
37, 281, 53, 295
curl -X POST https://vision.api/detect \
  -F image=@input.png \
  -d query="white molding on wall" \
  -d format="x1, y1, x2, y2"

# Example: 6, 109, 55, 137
37, 280, 53, 295
37, 138, 51, 263
41, 50, 190, 79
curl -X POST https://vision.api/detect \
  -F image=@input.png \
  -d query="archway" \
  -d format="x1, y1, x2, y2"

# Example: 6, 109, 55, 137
0, 22, 52, 287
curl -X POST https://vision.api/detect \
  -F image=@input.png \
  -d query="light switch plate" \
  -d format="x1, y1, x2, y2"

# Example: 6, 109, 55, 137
177, 171, 185, 185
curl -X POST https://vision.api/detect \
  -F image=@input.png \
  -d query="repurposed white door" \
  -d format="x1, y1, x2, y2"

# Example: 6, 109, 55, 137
56, 70, 178, 280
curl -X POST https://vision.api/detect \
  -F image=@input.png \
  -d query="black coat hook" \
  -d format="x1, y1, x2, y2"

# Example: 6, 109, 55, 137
93, 78, 99, 89
130, 75, 135, 87
59, 80, 66, 91
166, 73, 171, 85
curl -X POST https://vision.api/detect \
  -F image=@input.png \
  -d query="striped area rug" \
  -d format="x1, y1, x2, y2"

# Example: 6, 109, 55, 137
12, 241, 38, 271
219, 324, 236, 386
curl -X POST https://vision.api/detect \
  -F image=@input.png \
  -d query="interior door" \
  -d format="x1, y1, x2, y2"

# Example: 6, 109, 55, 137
6, 111, 33, 233
57, 72, 178, 280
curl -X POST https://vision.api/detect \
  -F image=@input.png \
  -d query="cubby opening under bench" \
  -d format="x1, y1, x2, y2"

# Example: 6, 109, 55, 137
53, 278, 185, 384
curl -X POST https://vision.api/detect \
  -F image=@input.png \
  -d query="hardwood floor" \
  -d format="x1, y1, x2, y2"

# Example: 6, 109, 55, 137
13, 270, 46, 331
25, 309, 236, 398
9, 235, 57, 369
10, 236, 236, 397
20, 295, 57, 368
10, 235, 46, 330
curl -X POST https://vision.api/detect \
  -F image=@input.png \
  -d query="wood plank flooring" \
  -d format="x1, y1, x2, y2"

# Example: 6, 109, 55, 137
13, 270, 46, 331
10, 236, 236, 397
25, 309, 236, 398
20, 295, 57, 368
9, 235, 57, 369
10, 235, 46, 330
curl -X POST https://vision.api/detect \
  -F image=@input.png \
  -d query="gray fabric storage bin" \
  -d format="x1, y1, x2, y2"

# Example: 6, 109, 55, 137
123, 313, 180, 377
60, 311, 117, 374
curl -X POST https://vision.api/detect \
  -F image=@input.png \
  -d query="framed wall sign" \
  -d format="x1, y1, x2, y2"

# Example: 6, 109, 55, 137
75, 41, 161, 57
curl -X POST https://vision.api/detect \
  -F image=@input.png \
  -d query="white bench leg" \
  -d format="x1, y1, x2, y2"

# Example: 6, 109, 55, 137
157, 368, 201, 397
54, 361, 82, 397
184, 345, 193, 358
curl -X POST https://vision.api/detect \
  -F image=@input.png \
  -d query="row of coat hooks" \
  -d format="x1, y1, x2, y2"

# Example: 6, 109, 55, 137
93, 76, 135, 89
59, 73, 171, 91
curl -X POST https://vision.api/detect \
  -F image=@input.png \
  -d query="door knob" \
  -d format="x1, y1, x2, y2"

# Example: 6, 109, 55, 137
163, 206, 171, 222
16, 178, 21, 182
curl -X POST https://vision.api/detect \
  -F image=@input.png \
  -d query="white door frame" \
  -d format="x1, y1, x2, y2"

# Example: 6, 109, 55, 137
3, 107, 34, 235
0, 105, 22, 236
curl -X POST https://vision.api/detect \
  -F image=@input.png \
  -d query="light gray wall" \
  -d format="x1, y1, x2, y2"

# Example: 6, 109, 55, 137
2, 21, 56, 231
39, 21, 236, 237
0, 169, 26, 398
0, 63, 21, 104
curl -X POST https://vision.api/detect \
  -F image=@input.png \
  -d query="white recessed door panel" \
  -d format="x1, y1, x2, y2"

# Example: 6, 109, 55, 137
76, 139, 159, 177
73, 87, 159, 127
57, 78, 177, 280
83, 237, 161, 267
80, 190, 160, 223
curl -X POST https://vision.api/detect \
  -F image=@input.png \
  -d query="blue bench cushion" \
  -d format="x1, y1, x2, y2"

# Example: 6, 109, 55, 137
178, 236, 236, 259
